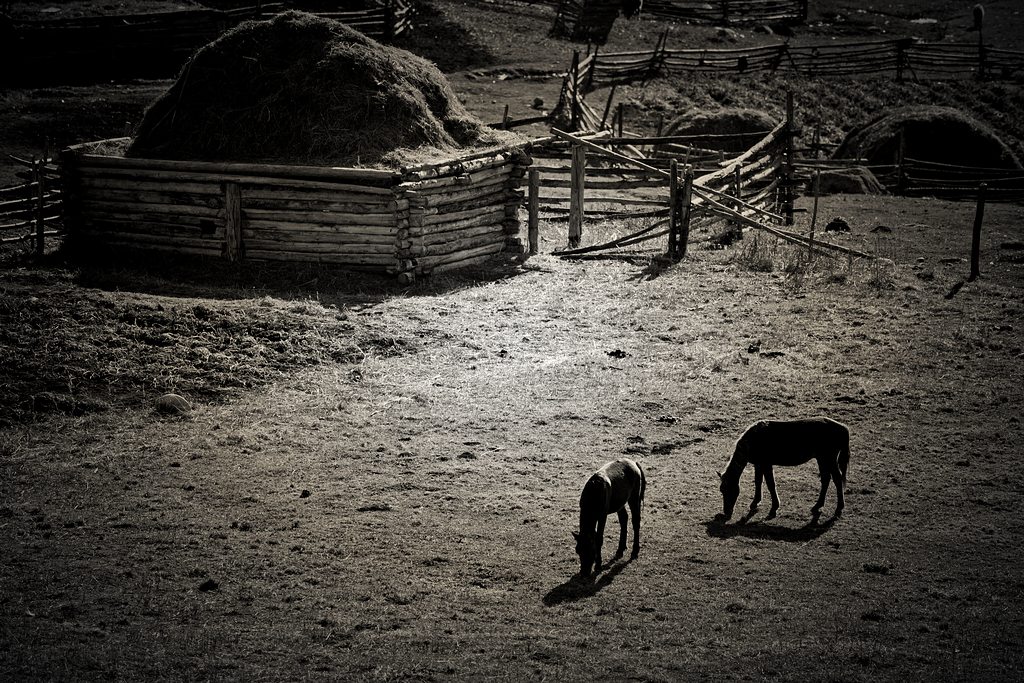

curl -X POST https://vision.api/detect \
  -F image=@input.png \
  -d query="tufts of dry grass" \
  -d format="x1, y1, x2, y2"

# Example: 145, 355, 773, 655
0, 265, 411, 425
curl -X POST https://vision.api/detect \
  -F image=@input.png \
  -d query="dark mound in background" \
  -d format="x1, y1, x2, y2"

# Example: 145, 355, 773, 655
834, 106, 1022, 169
661, 108, 777, 152
127, 11, 509, 167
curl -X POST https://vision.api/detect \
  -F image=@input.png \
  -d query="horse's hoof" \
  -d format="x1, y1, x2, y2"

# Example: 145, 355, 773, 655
766, 508, 778, 520
630, 552, 639, 560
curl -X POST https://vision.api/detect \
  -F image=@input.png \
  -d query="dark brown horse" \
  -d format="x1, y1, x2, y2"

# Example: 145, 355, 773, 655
718, 417, 850, 520
573, 458, 645, 576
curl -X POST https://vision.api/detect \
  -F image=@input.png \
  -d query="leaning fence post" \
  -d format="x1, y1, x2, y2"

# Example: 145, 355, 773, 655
528, 168, 540, 255
600, 84, 617, 130
969, 182, 987, 281
568, 144, 585, 249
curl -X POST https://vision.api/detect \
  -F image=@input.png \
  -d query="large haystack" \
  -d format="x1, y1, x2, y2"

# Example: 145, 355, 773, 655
660, 108, 777, 153
833, 106, 1022, 169
127, 11, 512, 167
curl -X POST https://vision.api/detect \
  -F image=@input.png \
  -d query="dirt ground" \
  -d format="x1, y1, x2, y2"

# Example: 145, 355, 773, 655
2, 0, 1024, 681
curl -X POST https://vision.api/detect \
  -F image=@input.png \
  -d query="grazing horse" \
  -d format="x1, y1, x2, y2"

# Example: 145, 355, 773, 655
718, 417, 850, 519
573, 458, 645, 576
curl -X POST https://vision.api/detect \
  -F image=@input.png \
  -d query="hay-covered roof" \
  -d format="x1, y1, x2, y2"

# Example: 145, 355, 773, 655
127, 11, 518, 168
834, 106, 1022, 170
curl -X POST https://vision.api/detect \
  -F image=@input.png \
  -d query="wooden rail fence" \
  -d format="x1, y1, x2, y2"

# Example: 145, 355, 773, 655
525, 98, 793, 257
1, 155, 63, 255
577, 37, 1024, 90
640, 0, 806, 25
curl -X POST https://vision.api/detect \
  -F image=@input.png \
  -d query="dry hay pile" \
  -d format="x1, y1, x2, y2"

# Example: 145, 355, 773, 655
127, 11, 515, 167
660, 108, 777, 153
833, 106, 1022, 169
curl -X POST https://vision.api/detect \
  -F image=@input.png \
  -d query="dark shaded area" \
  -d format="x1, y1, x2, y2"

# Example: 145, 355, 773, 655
660, 108, 778, 153
391, 0, 496, 72
834, 105, 1022, 169
705, 512, 839, 542
543, 559, 632, 606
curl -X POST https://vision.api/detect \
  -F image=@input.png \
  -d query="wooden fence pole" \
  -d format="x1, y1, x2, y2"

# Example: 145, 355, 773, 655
616, 102, 624, 139
679, 168, 694, 259
528, 168, 540, 255
784, 90, 795, 226
669, 158, 679, 259
223, 181, 242, 262
502, 104, 510, 130
568, 144, 585, 248
969, 182, 986, 281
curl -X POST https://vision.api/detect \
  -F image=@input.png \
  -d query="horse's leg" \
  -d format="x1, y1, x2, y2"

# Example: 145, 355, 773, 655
594, 515, 607, 571
764, 466, 780, 518
812, 459, 832, 513
831, 456, 845, 514
614, 508, 628, 559
750, 463, 764, 511
629, 495, 641, 559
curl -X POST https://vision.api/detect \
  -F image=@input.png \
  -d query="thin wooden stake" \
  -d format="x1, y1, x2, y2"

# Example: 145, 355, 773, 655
568, 144, 586, 249
528, 168, 540, 255
809, 169, 821, 262
34, 157, 45, 257
669, 159, 679, 259
969, 182, 986, 281
570, 51, 581, 131
784, 90, 795, 226
679, 168, 694, 259
502, 104, 510, 130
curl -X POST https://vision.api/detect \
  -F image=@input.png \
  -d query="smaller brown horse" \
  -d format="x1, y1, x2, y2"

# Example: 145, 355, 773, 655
572, 458, 645, 576
718, 417, 850, 520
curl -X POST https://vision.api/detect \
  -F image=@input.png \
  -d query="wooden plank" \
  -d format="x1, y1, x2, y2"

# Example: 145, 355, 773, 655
244, 218, 401, 236
78, 153, 401, 183
77, 165, 396, 194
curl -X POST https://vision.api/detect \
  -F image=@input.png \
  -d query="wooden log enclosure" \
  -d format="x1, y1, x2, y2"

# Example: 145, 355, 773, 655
61, 140, 530, 282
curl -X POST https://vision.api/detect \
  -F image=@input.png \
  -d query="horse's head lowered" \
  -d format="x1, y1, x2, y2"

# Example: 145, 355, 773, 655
718, 470, 739, 519
572, 530, 598, 576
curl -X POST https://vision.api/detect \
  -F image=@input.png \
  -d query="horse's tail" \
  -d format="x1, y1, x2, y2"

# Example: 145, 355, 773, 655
638, 462, 647, 508
838, 429, 851, 484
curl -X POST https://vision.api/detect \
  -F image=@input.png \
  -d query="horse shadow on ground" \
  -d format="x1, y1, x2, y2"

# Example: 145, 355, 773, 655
543, 559, 632, 606
705, 511, 840, 543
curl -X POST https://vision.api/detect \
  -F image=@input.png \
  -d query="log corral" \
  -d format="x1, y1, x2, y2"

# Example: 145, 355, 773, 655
61, 140, 530, 283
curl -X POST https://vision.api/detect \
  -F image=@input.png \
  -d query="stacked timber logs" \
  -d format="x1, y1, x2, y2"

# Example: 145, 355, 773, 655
400, 149, 531, 278
61, 140, 529, 281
